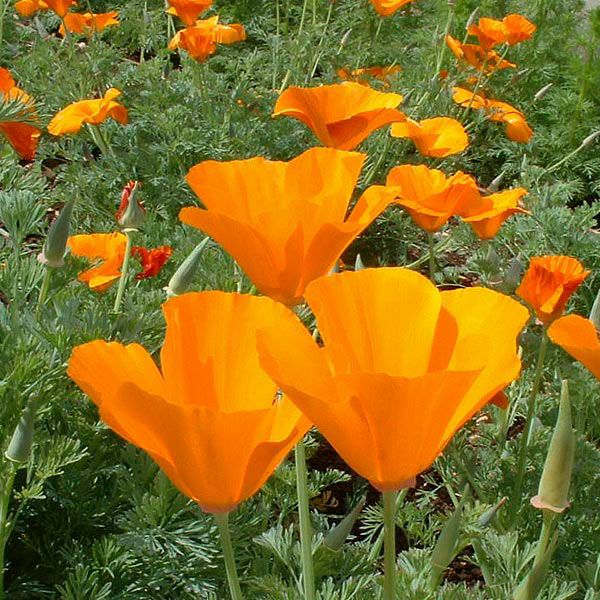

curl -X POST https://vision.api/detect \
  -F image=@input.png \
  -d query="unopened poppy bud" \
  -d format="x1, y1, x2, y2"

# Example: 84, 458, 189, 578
483, 244, 500, 272
339, 28, 352, 49
354, 254, 365, 271
530, 379, 575, 513
466, 7, 479, 29
478, 497, 507, 528
589, 288, 600, 331
502, 255, 523, 293
5, 398, 37, 464
487, 170, 505, 192
533, 83, 553, 102
582, 130, 600, 148
165, 238, 210, 297
37, 200, 74, 268
323, 497, 365, 552
116, 181, 145, 229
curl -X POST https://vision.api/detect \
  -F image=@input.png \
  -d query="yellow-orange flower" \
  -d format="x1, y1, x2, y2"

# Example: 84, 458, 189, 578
386, 164, 479, 232
48, 88, 128, 136
516, 256, 590, 325
166, 0, 212, 26
67, 291, 310, 513
452, 87, 532, 143
0, 68, 41, 161
467, 14, 536, 49
337, 65, 401, 87
273, 82, 405, 151
44, 0, 76, 17
446, 35, 516, 72
14, 0, 48, 17
59, 11, 119, 37
390, 116, 468, 157
548, 315, 600, 380
179, 147, 392, 305
503, 14, 537, 45
257, 268, 528, 491
369, 0, 416, 17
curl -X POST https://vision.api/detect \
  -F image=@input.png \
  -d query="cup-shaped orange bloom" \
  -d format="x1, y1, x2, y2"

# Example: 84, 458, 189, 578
166, 0, 212, 26
460, 188, 529, 239
503, 14, 536, 45
59, 11, 119, 37
14, 0, 48, 17
48, 88, 128, 136
369, 0, 416, 17
337, 65, 401, 88
179, 147, 392, 305
390, 116, 468, 157
257, 268, 528, 491
452, 87, 532, 143
273, 82, 406, 151
44, 0, 76, 17
467, 14, 536, 49
386, 164, 479, 232
0, 68, 41, 161
548, 315, 600, 380
67, 291, 310, 513
446, 35, 516, 72
516, 256, 590, 325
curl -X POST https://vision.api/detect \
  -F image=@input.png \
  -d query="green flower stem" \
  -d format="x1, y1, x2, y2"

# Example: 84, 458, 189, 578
382, 490, 398, 600
428, 233, 436, 281
295, 439, 316, 600
405, 235, 453, 271
36, 268, 52, 313
298, 0, 309, 36
112, 229, 134, 314
434, 0, 455, 76
509, 333, 549, 527
0, 0, 7, 50
0, 462, 17, 600
214, 513, 243, 600
533, 510, 556, 569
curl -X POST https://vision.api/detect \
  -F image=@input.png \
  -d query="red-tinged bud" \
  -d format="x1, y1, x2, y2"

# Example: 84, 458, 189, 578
116, 180, 145, 229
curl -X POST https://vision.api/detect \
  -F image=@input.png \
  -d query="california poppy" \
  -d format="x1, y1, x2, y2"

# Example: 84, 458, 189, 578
452, 87, 532, 143
0, 68, 41, 161
48, 88, 128, 136
548, 315, 600, 379
67, 291, 310, 513
386, 164, 479, 232
516, 256, 590, 325
390, 116, 468, 157
369, 0, 416, 17
179, 147, 392, 305
14, 0, 48, 17
59, 11, 119, 37
273, 82, 406, 151
337, 65, 401, 88
446, 35, 516, 72
132, 246, 173, 279
166, 0, 212, 26
44, 0, 76, 17
503, 14, 537, 45
467, 14, 536, 49
257, 268, 528, 491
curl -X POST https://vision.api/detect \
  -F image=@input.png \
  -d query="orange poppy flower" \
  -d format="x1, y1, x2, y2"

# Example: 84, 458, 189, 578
390, 116, 468, 157
59, 11, 119, 37
166, 0, 212, 26
386, 164, 479, 232
503, 14, 536, 45
48, 88, 128, 136
67, 232, 127, 292
467, 14, 536, 49
14, 0, 48, 17
516, 256, 590, 325
337, 65, 401, 88
179, 147, 392, 305
44, 0, 76, 17
132, 245, 173, 279
67, 291, 310, 513
446, 35, 516, 72
0, 68, 41, 161
168, 16, 245, 59
257, 268, 528, 491
548, 315, 600, 380
369, 0, 416, 17
452, 87, 532, 143
460, 188, 529, 239
273, 82, 406, 151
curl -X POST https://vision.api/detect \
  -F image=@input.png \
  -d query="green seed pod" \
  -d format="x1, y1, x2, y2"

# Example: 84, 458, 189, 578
165, 238, 210, 297
530, 380, 575, 513
323, 497, 366, 552
5, 398, 37, 464
38, 200, 74, 268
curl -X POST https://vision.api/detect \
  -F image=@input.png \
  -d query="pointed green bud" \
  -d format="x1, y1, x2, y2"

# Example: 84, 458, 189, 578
533, 83, 553, 102
466, 7, 479, 28
324, 497, 366, 552
37, 200, 74, 268
488, 170, 505, 192
581, 130, 600, 148
478, 497, 507, 528
116, 181, 145, 230
5, 398, 37, 464
165, 238, 210, 297
502, 255, 523, 293
589, 288, 600, 331
354, 254, 365, 271
531, 380, 575, 513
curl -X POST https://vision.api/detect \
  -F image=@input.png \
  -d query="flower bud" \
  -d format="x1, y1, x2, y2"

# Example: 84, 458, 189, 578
323, 497, 365, 552
339, 28, 352, 49
589, 288, 600, 331
5, 398, 37, 464
501, 255, 523, 294
465, 7, 479, 29
533, 83, 553, 102
530, 379, 575, 513
354, 253, 365, 271
582, 130, 600, 148
478, 497, 507, 528
37, 200, 74, 268
165, 238, 210, 297
116, 181, 145, 229
487, 170, 505, 192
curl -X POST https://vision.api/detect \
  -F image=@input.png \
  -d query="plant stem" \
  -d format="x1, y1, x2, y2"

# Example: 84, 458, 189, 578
112, 230, 134, 313
0, 462, 17, 600
434, 0, 455, 76
36, 268, 51, 313
295, 439, 316, 600
214, 513, 243, 600
298, 0, 308, 37
508, 333, 549, 527
428, 233, 436, 281
533, 510, 555, 569
382, 490, 397, 600
0, 0, 7, 51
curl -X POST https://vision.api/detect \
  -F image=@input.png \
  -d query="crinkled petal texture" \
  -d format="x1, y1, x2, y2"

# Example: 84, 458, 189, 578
257, 268, 528, 491
548, 315, 600, 380
67, 232, 127, 291
44, 0, 76, 17
180, 147, 392, 305
273, 82, 405, 151
516, 256, 590, 324
386, 164, 479, 232
390, 116, 468, 157
166, 0, 212, 25
48, 88, 128, 136
67, 292, 310, 513
369, 0, 415, 17
503, 14, 536, 45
